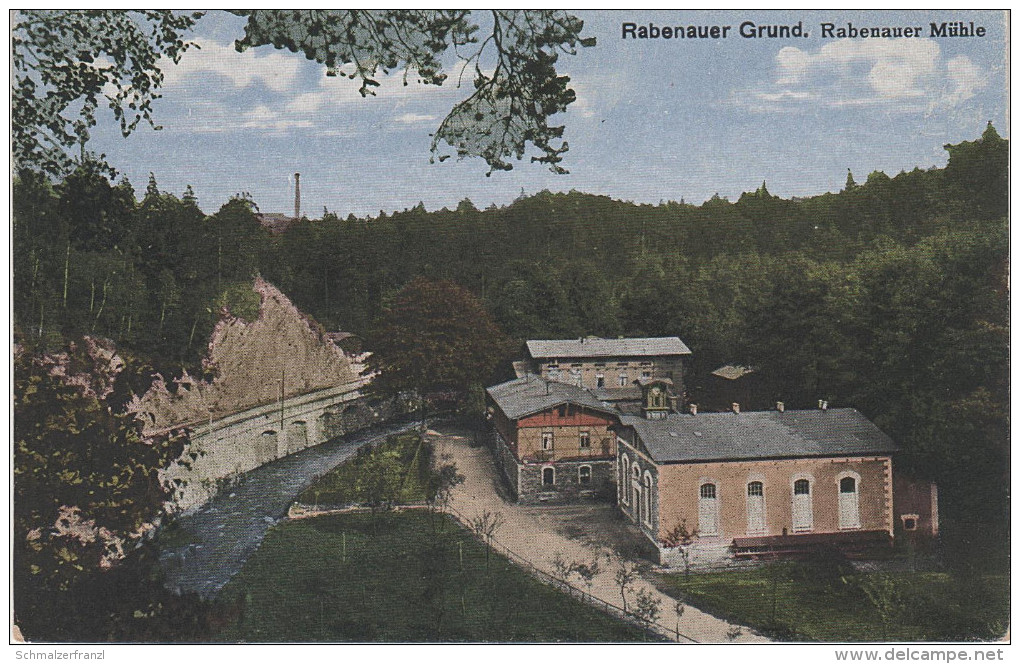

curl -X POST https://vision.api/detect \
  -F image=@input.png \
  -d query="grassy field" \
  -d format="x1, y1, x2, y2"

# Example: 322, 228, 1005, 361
656, 560, 1009, 642
297, 432, 431, 506
215, 511, 649, 642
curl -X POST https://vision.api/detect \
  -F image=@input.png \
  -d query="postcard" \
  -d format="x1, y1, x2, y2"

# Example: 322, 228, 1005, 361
10, 9, 1010, 655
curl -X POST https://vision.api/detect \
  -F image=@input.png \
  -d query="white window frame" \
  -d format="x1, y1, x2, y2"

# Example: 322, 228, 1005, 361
579, 431, 591, 449
619, 453, 630, 505
642, 470, 654, 528
619, 374, 628, 387
596, 373, 605, 388
745, 474, 767, 535
579, 465, 592, 485
791, 473, 815, 533
541, 431, 554, 451
836, 470, 862, 530
698, 479, 720, 537
542, 465, 556, 486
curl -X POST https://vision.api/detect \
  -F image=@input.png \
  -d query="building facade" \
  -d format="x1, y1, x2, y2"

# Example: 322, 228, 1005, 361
486, 376, 619, 503
614, 405, 914, 566
519, 337, 691, 397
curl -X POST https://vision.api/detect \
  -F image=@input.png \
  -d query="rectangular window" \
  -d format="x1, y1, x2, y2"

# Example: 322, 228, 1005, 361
547, 363, 559, 369
541, 432, 554, 451
579, 466, 592, 485
619, 374, 628, 387
617, 361, 629, 367
594, 362, 606, 368
641, 370, 651, 379
596, 373, 605, 388
579, 431, 591, 449
640, 361, 652, 366
571, 363, 582, 368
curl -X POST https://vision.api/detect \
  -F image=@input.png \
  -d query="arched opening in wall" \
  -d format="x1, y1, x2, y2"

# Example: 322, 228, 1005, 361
287, 420, 308, 455
699, 482, 719, 536
542, 466, 555, 486
632, 464, 642, 523
260, 430, 278, 460
579, 465, 592, 485
792, 477, 813, 532
642, 471, 653, 528
838, 473, 861, 530
619, 454, 630, 505
746, 480, 766, 535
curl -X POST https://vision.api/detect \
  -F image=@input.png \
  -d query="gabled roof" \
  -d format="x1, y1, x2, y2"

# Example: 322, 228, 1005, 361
526, 337, 691, 360
711, 365, 755, 380
486, 376, 617, 421
619, 408, 898, 463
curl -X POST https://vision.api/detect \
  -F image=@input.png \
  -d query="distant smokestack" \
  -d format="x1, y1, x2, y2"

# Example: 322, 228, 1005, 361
294, 172, 301, 219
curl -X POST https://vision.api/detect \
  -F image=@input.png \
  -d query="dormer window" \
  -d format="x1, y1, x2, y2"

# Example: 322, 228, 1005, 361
648, 386, 665, 409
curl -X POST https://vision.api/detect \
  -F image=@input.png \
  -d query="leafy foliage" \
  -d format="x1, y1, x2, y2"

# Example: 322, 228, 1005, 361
363, 277, 513, 402
14, 10, 593, 176
12, 337, 206, 640
297, 432, 435, 506
12, 10, 202, 176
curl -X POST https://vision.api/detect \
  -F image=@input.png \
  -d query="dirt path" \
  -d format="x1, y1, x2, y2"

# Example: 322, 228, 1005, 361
431, 427, 770, 643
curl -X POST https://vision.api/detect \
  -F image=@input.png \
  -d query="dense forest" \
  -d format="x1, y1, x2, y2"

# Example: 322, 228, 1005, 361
14, 125, 1008, 530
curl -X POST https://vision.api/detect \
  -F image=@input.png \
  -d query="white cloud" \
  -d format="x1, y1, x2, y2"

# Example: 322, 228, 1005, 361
739, 38, 985, 114
161, 38, 303, 93
942, 55, 986, 107
394, 112, 437, 124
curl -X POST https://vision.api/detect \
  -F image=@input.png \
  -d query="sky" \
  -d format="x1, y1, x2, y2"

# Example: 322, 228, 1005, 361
86, 10, 1009, 218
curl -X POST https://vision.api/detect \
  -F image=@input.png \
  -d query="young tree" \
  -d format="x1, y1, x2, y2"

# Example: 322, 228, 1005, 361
470, 510, 505, 570
633, 588, 662, 638
614, 559, 638, 613
662, 520, 698, 582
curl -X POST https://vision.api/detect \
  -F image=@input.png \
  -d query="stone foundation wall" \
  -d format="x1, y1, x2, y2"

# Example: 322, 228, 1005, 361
518, 459, 614, 505
490, 428, 521, 500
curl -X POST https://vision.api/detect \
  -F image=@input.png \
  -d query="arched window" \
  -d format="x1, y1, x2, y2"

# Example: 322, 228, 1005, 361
837, 472, 861, 530
632, 463, 642, 519
792, 477, 813, 532
579, 465, 592, 485
619, 454, 630, 504
542, 466, 555, 486
746, 481, 766, 534
699, 482, 719, 536
642, 471, 654, 527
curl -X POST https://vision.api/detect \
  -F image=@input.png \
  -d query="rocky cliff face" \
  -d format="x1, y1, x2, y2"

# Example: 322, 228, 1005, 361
135, 278, 358, 431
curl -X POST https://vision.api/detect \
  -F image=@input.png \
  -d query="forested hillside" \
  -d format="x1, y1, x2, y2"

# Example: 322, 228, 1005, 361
13, 125, 1008, 525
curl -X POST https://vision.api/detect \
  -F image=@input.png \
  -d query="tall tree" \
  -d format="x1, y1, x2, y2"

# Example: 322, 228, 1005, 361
363, 277, 512, 407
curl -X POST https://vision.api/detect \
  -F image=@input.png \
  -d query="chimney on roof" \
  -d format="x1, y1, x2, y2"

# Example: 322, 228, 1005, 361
294, 172, 301, 219
731, 402, 740, 414
776, 401, 785, 413
689, 403, 698, 416
818, 399, 828, 411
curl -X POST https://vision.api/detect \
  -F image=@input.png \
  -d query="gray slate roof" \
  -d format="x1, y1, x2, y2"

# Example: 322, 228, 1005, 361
526, 337, 691, 359
487, 376, 616, 420
620, 408, 898, 463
